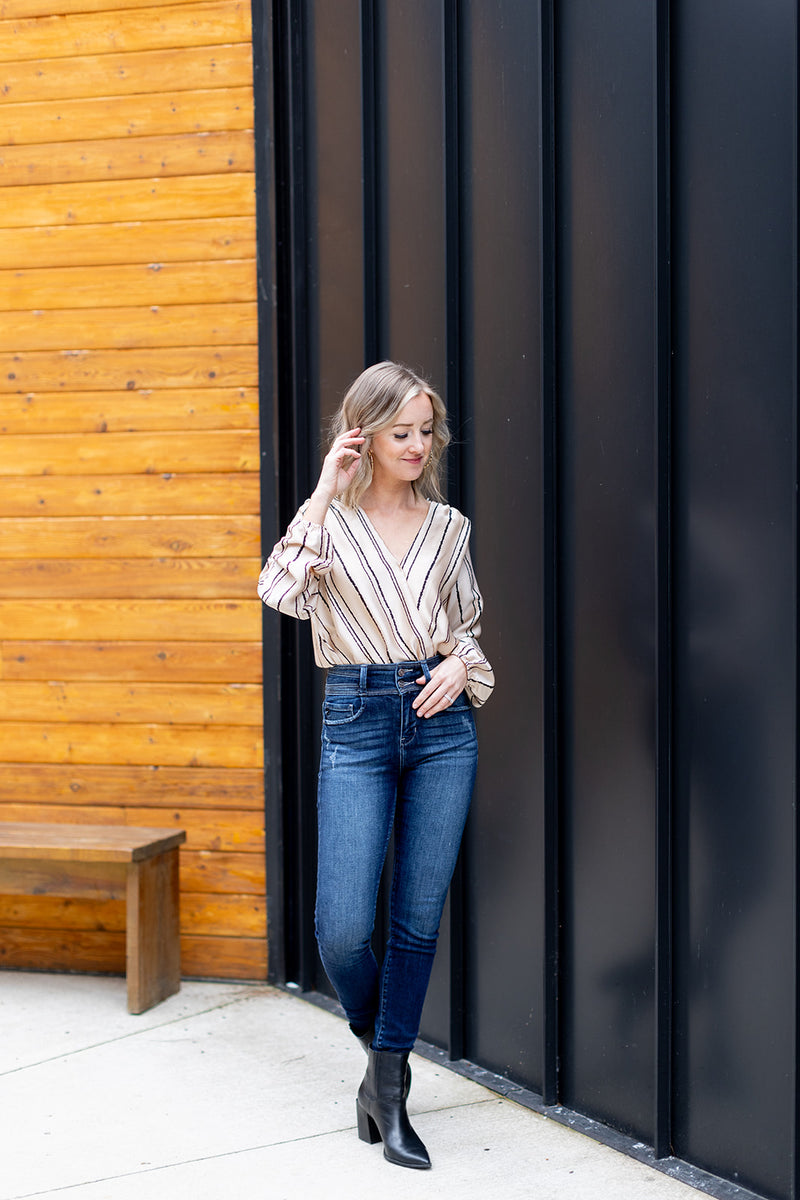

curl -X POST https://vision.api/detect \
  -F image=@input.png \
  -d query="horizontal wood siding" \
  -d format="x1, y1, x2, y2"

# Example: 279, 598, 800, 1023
0, 0, 265, 982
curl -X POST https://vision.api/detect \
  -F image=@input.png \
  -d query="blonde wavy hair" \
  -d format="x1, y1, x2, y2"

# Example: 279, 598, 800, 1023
330, 361, 450, 510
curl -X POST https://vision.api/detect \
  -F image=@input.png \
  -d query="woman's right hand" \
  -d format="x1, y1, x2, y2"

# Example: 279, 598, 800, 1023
306, 428, 365, 523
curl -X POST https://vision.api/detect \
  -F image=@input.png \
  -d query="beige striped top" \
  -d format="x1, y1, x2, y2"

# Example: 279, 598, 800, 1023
257, 499, 494, 707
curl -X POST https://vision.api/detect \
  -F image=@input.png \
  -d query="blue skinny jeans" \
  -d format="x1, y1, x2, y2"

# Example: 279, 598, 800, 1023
315, 656, 478, 1052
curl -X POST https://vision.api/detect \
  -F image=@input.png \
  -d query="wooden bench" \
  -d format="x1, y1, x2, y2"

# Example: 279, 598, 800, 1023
0, 822, 186, 1014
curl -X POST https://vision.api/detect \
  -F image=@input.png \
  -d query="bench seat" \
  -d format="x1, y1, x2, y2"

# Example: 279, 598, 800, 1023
0, 822, 186, 1013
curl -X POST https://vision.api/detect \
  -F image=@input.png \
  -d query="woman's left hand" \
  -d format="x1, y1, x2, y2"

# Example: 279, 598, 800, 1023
413, 656, 468, 718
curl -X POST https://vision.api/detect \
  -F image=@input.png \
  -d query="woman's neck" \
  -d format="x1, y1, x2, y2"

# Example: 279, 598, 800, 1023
361, 479, 423, 516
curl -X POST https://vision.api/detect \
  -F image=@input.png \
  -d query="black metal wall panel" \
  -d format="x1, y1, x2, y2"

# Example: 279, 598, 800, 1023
303, 0, 365, 416
365, 0, 457, 1050
377, 0, 448, 375
457, 0, 547, 1090
671, 2, 797, 1194
555, 0, 658, 1140
293, 0, 367, 1001
259, 1, 800, 1194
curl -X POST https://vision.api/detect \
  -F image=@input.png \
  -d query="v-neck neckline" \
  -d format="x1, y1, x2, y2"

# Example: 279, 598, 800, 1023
359, 500, 433, 568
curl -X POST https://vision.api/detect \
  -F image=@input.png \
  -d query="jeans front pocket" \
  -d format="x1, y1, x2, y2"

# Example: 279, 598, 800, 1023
322, 696, 365, 726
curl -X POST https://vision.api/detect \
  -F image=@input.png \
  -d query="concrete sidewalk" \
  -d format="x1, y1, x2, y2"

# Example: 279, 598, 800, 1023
1, 972, 707, 1200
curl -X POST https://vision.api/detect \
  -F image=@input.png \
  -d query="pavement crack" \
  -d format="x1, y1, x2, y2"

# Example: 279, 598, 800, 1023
4, 1126, 368, 1199
0, 989, 267, 1078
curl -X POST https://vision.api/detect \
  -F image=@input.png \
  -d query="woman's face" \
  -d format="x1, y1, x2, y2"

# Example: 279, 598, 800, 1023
369, 391, 434, 486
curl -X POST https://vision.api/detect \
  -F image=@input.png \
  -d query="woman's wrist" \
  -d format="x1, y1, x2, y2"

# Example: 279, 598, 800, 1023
305, 486, 335, 526
452, 655, 468, 684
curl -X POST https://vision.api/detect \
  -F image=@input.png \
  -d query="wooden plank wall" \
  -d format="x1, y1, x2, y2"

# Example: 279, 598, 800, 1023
0, 0, 266, 981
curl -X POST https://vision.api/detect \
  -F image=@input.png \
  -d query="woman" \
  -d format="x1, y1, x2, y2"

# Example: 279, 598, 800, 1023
258, 361, 493, 1169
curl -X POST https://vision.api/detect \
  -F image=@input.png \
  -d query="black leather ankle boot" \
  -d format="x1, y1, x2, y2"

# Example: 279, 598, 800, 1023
350, 1024, 411, 1099
356, 1048, 430, 1170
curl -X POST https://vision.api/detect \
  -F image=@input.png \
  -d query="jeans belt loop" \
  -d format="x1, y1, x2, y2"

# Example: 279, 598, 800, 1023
359, 665, 368, 691
420, 658, 432, 683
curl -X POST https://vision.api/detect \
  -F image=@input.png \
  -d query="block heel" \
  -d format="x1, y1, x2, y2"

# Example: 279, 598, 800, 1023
356, 1100, 381, 1144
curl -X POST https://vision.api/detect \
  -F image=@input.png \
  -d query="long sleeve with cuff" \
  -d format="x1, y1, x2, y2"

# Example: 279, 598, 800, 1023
257, 513, 334, 619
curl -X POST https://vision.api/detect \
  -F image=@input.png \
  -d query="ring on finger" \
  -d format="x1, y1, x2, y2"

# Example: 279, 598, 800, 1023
444, 692, 453, 704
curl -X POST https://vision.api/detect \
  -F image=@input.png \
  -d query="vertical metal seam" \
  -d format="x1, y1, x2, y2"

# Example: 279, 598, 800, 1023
444, 0, 464, 501
271, 0, 299, 986
287, 0, 320, 995
271, 0, 317, 990
361, 0, 380, 365
540, 0, 561, 1108
794, 4, 800, 1194
443, 0, 466, 1063
653, 0, 674, 1160
252, 0, 283, 984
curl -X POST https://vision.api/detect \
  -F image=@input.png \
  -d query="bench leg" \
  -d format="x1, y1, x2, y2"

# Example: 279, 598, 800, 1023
126, 848, 182, 1014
